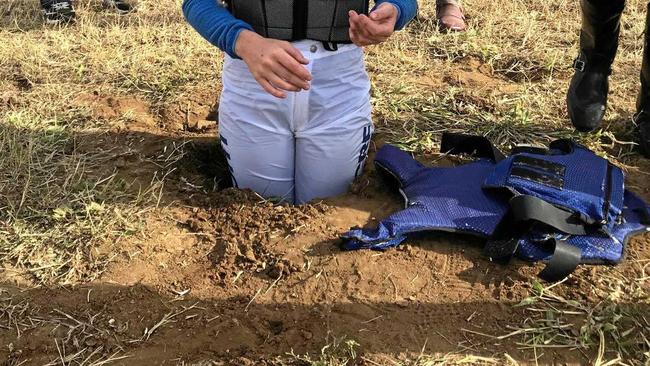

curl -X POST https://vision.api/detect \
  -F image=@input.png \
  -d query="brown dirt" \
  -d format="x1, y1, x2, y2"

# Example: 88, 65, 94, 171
1, 62, 649, 366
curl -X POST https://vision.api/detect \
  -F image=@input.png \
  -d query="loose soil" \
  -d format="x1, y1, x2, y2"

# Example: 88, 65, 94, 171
2, 64, 649, 366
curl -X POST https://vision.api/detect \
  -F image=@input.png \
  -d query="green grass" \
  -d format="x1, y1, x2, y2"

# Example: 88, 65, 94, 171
1, 114, 132, 284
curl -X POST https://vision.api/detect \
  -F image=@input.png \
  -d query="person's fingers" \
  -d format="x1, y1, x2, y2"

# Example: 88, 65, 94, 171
369, 3, 396, 21
259, 78, 286, 98
351, 32, 372, 46
349, 27, 367, 46
282, 43, 310, 65
349, 10, 364, 30
350, 24, 377, 46
358, 14, 391, 37
268, 73, 302, 92
349, 17, 360, 39
272, 62, 310, 90
354, 16, 374, 38
277, 51, 312, 85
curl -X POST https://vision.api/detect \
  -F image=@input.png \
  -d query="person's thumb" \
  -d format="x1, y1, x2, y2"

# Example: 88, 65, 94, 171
370, 3, 396, 21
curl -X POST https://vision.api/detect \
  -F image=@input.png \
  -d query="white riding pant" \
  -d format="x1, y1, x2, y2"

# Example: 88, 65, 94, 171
219, 40, 373, 204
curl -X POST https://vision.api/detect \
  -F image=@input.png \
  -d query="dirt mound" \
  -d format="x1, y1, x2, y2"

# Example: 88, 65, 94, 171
3, 155, 650, 364
158, 87, 220, 133
186, 188, 331, 281
76, 93, 157, 130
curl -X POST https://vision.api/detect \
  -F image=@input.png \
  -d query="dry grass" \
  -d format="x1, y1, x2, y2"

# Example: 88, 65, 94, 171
369, 0, 648, 155
470, 279, 650, 365
1, 0, 650, 364
0, 112, 164, 285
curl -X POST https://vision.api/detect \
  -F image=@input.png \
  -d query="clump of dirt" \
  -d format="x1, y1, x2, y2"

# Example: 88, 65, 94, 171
0, 86, 19, 107
185, 188, 331, 281
159, 87, 220, 132
443, 57, 518, 95
75, 93, 158, 130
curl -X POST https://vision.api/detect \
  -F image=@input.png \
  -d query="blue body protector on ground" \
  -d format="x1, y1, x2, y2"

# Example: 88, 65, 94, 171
342, 134, 650, 281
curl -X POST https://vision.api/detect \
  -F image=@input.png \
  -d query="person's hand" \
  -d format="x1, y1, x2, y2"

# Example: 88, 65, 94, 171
235, 30, 312, 98
349, 3, 398, 47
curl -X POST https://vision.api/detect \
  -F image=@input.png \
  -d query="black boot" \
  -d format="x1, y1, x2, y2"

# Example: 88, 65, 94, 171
637, 3, 650, 156
567, 0, 625, 132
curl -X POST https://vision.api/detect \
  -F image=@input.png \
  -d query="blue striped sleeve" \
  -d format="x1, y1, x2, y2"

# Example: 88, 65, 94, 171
182, 0, 253, 58
375, 0, 418, 30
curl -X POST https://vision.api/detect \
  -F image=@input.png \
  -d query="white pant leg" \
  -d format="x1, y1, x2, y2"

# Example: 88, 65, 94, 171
294, 44, 373, 204
218, 41, 372, 204
219, 56, 296, 202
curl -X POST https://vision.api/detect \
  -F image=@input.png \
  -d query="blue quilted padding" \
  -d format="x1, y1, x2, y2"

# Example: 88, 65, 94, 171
343, 143, 649, 265
484, 141, 624, 230
518, 191, 649, 263
342, 145, 509, 250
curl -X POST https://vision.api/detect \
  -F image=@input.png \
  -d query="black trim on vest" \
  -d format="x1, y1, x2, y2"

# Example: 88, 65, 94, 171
260, 0, 269, 37
511, 145, 549, 155
510, 166, 565, 190
440, 132, 506, 162
537, 239, 581, 282
328, 0, 340, 41
602, 162, 614, 225
292, 0, 309, 40
548, 139, 575, 154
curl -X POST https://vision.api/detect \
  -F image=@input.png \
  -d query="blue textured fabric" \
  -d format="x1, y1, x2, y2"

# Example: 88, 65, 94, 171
484, 141, 624, 230
518, 191, 649, 263
342, 143, 649, 265
343, 145, 510, 249
182, 0, 418, 59
182, 0, 254, 59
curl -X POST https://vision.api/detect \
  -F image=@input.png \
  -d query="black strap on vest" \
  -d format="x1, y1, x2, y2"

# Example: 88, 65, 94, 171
509, 195, 588, 235
440, 133, 506, 162
483, 209, 527, 262
441, 133, 586, 281
511, 145, 549, 155
484, 195, 585, 282
322, 42, 339, 51
292, 0, 309, 40
538, 239, 581, 282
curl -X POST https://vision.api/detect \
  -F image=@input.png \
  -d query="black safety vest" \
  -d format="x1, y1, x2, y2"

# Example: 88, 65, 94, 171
226, 0, 370, 43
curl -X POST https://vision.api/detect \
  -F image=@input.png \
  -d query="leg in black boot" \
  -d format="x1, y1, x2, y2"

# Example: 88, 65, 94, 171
637, 2, 650, 156
567, 0, 625, 132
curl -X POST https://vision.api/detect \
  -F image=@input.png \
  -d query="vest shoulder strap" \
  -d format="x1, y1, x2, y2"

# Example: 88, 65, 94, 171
441, 132, 506, 162
374, 145, 424, 187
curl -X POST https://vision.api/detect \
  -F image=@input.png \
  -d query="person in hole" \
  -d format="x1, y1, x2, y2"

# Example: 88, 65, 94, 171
183, 0, 417, 204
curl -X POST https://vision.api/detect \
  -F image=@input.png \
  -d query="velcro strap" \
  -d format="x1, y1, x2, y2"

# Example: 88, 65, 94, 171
441, 133, 505, 162
510, 195, 588, 235
483, 195, 588, 264
511, 145, 549, 155
538, 240, 581, 282
484, 237, 521, 263
483, 210, 528, 262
